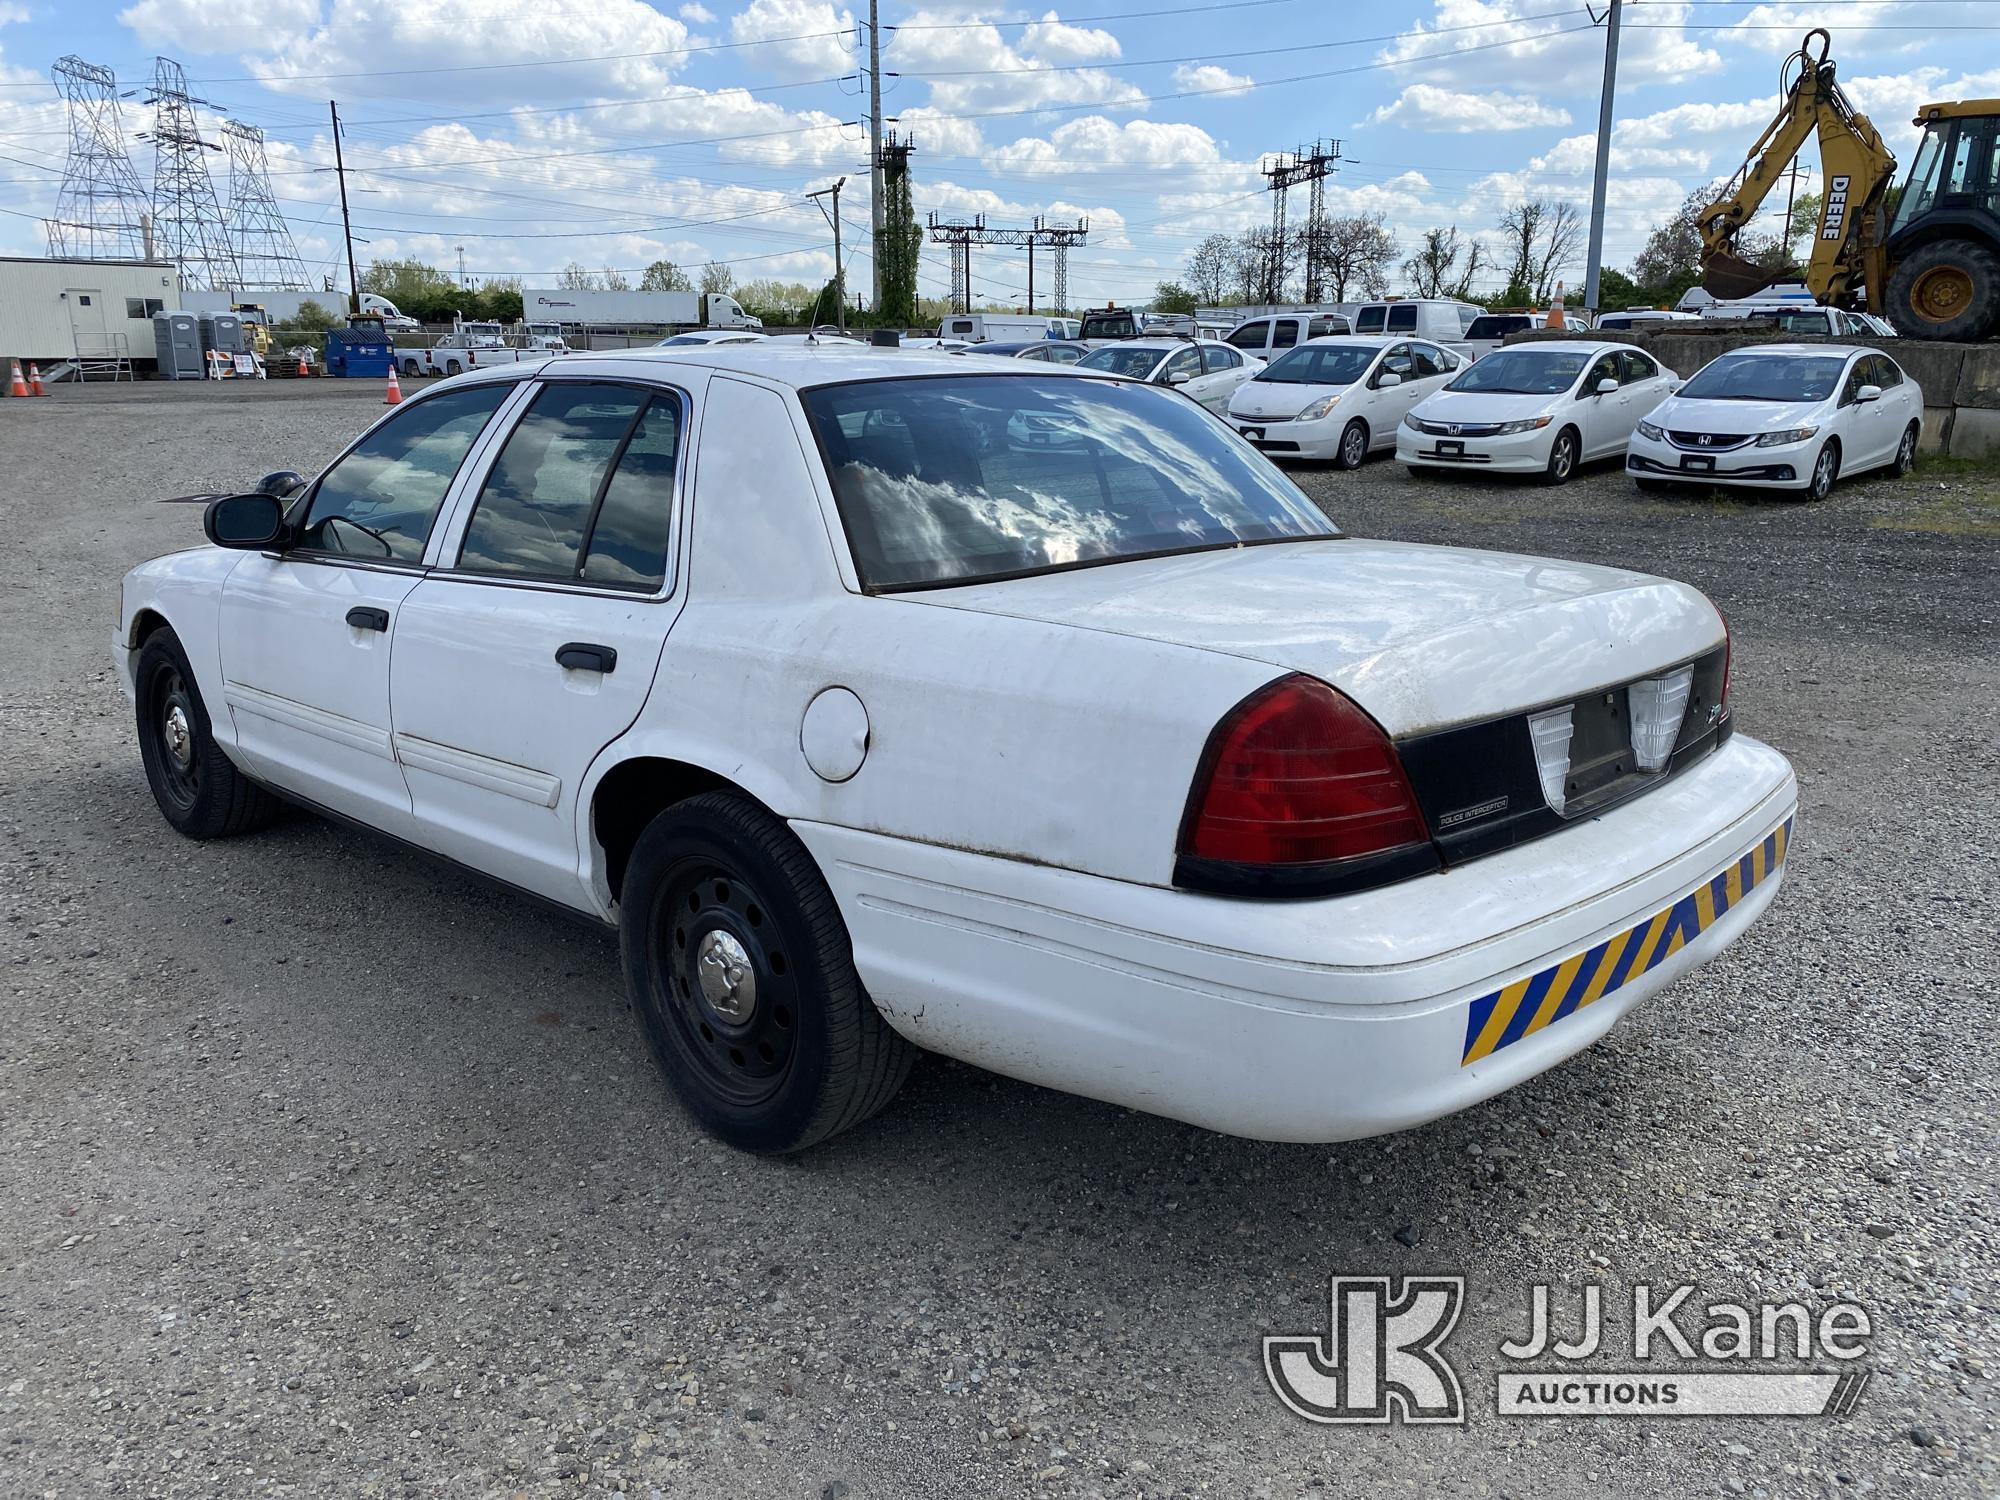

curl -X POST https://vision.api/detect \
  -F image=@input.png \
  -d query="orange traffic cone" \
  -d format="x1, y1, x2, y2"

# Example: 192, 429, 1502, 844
1546, 281, 1567, 330
7, 360, 27, 397
383, 366, 403, 406
27, 363, 48, 396
297, 352, 309, 378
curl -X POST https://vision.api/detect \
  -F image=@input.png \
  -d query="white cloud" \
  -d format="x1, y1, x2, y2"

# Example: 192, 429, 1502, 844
730, 0, 856, 81
119, 0, 323, 55
1379, 0, 1718, 92
679, 1, 714, 19
1369, 84, 1570, 133
1020, 13, 1120, 64
889, 8, 1144, 116
1170, 63, 1252, 96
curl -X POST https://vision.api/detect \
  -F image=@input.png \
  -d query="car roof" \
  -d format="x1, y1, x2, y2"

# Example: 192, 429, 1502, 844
1294, 334, 1396, 348
1481, 340, 1637, 355
1706, 342, 1870, 357
431, 345, 1099, 392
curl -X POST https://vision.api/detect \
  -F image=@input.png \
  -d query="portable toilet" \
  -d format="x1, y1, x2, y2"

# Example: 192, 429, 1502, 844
152, 311, 203, 380
199, 312, 245, 357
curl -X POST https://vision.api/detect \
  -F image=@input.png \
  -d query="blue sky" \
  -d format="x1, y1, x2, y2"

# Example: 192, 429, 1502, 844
3, 1, 1998, 307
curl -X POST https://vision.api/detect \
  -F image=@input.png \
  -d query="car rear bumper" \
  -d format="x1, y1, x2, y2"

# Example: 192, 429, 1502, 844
1395, 425, 1551, 473
1626, 436, 1804, 487
794, 733, 1797, 1142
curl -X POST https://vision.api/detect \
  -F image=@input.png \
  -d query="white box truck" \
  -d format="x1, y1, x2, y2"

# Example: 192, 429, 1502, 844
524, 289, 761, 329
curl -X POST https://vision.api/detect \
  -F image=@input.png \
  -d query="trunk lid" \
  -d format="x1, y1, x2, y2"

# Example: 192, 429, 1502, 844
908, 538, 1722, 737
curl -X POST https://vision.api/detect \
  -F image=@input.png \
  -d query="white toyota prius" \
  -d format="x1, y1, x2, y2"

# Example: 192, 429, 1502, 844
1399, 341, 1681, 484
116, 348, 1797, 1153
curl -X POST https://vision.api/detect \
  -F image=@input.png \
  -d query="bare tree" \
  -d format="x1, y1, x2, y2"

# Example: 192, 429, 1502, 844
1184, 233, 1235, 304
602, 266, 632, 292
1401, 226, 1483, 299
1235, 225, 1298, 303
1318, 212, 1395, 302
698, 260, 735, 296
557, 262, 599, 290
1497, 199, 1584, 304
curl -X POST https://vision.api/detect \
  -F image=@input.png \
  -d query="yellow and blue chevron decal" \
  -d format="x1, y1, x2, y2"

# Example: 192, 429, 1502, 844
1460, 817, 1792, 1067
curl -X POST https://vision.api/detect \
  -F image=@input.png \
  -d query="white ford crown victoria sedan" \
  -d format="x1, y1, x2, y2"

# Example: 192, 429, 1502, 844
1225, 336, 1464, 467
1626, 344, 1923, 500
116, 348, 1796, 1153
1399, 341, 1680, 484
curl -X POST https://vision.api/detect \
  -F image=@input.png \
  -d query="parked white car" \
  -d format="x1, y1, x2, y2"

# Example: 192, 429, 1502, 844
1226, 336, 1463, 466
1075, 338, 1261, 414
1399, 342, 1681, 484
117, 347, 1795, 1153
656, 329, 767, 348
1626, 344, 1922, 500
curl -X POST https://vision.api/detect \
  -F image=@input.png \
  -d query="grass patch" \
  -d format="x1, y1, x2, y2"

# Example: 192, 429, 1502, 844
1870, 454, 2000, 537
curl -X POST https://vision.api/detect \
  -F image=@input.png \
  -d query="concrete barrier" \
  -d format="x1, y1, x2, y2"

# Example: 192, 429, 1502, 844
1507, 325, 1997, 457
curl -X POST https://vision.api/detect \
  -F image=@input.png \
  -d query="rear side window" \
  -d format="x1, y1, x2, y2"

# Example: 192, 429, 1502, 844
298, 382, 513, 562
1354, 305, 1386, 333
458, 382, 681, 588
1227, 321, 1269, 349
1386, 304, 1418, 332
1202, 344, 1239, 372
1271, 320, 1300, 349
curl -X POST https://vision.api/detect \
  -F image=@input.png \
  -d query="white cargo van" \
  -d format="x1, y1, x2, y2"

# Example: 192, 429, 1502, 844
936, 313, 1068, 343
1351, 299, 1483, 352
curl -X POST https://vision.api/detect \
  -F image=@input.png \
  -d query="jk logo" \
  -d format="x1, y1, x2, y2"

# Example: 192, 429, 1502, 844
1264, 1276, 1465, 1424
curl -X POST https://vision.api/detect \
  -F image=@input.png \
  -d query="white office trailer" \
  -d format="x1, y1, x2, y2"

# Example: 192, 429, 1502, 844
0, 257, 182, 376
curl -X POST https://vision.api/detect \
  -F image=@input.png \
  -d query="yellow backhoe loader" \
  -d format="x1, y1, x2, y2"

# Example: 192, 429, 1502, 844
1699, 28, 2000, 341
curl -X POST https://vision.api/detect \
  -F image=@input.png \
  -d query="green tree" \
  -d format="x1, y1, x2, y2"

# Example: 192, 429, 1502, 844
476, 279, 524, 322
557, 263, 599, 290
291, 299, 338, 332
640, 259, 692, 292
1150, 280, 1198, 314
361, 257, 456, 310
1594, 266, 1641, 309
1787, 191, 1823, 252
603, 266, 632, 291
698, 260, 735, 297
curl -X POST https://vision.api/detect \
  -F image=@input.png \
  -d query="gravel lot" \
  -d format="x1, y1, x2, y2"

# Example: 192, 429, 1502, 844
2, 379, 1996, 1499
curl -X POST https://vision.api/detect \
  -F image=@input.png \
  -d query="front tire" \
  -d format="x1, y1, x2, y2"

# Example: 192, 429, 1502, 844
1886, 240, 2000, 341
1335, 419, 1369, 470
134, 630, 282, 839
1805, 439, 1840, 502
619, 792, 914, 1153
1542, 427, 1579, 486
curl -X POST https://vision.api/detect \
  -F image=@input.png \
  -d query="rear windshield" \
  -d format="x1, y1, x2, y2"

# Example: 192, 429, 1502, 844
799, 375, 1339, 591
1446, 347, 1589, 396
1077, 346, 1162, 379
1676, 354, 1848, 402
1256, 344, 1377, 386
1465, 315, 1528, 340
1080, 312, 1138, 339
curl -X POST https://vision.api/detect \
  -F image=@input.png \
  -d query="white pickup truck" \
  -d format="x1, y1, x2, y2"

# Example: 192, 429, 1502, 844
401, 323, 570, 378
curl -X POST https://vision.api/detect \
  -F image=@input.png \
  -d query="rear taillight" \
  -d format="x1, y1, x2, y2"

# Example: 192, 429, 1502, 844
1718, 612, 1733, 720
1176, 675, 1437, 896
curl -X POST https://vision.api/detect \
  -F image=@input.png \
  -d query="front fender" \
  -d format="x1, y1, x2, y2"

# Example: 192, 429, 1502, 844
115, 546, 243, 740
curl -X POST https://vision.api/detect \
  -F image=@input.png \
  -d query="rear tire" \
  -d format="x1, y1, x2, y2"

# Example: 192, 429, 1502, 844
1886, 240, 2000, 341
619, 792, 914, 1153
134, 629, 283, 839
1805, 439, 1840, 502
443, 359, 463, 376
1891, 421, 1920, 477
1335, 419, 1369, 470
1542, 427, 1580, 486
400, 358, 421, 378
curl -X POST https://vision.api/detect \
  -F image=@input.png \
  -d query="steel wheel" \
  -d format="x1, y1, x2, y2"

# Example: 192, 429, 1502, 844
145, 658, 202, 816
132, 629, 282, 839
645, 859, 799, 1108
1909, 264, 1974, 325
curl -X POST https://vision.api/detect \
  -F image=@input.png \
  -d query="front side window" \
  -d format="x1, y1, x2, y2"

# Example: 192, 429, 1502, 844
1379, 342, 1417, 381
1581, 353, 1622, 394
1408, 343, 1448, 378
298, 382, 514, 561
1839, 358, 1871, 405
458, 382, 680, 588
1226, 321, 1269, 349
801, 376, 1339, 591
1271, 320, 1300, 348
1161, 346, 1202, 384
1868, 354, 1903, 388
1447, 347, 1592, 396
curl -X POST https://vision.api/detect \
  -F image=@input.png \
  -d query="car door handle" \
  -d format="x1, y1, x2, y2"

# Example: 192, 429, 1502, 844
345, 606, 389, 632
556, 642, 618, 673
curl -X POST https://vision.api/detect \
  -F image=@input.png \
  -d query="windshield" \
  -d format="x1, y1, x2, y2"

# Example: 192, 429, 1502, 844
1256, 344, 1377, 386
657, 333, 712, 347
1676, 354, 1847, 403
1465, 315, 1527, 340
1446, 348, 1588, 396
1078, 346, 1162, 378
800, 375, 1340, 591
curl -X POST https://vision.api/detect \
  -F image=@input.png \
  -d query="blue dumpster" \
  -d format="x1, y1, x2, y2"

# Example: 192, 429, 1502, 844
324, 320, 393, 378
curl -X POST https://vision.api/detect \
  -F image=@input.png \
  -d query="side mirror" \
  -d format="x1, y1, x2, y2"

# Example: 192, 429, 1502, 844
1164, 367, 1192, 386
256, 469, 306, 498
1856, 383, 1882, 403
1595, 377, 1620, 395
1376, 371, 1403, 388
203, 492, 290, 550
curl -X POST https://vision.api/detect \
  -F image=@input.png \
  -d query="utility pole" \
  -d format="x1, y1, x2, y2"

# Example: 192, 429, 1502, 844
1582, 0, 1622, 317
809, 177, 847, 333
330, 100, 359, 317
867, 0, 885, 316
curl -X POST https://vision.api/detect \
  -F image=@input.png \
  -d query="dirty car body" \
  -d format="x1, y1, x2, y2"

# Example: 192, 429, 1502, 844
115, 348, 1797, 1150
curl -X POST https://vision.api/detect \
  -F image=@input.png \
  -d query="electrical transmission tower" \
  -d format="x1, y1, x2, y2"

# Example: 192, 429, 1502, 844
926, 212, 1091, 314
143, 57, 238, 290
876, 131, 921, 325
222, 121, 308, 289
1262, 139, 1341, 303
48, 57, 151, 261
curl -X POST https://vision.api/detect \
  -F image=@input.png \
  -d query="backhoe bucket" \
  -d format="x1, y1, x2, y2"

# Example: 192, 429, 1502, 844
1702, 252, 1791, 301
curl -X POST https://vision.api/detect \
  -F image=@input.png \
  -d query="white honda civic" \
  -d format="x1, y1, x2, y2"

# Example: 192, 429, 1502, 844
1225, 336, 1464, 467
1625, 344, 1923, 500
1398, 341, 1681, 484
116, 348, 1795, 1153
